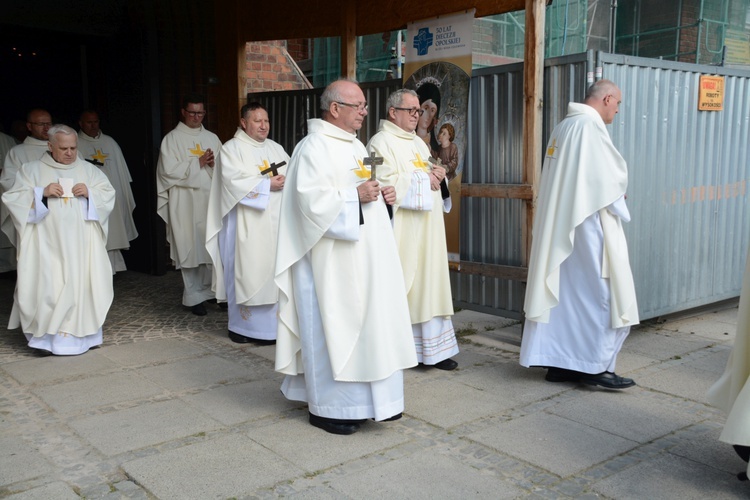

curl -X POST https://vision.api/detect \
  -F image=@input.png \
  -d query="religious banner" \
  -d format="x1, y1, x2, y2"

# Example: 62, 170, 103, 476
404, 9, 474, 268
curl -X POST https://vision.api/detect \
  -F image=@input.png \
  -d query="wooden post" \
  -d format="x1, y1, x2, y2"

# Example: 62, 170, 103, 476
214, 0, 245, 142
522, 0, 546, 266
341, 0, 356, 80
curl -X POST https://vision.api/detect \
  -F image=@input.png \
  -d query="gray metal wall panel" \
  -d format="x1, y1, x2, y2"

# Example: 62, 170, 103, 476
601, 53, 750, 318
452, 54, 589, 318
251, 54, 749, 321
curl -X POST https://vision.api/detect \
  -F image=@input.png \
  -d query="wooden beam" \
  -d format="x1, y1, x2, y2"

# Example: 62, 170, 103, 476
522, 0, 546, 265
461, 183, 533, 199
341, 1, 357, 79
458, 261, 528, 282
214, 0, 245, 142
241, 0, 545, 41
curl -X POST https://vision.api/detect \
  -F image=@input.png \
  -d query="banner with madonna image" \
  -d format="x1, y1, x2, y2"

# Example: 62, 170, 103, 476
404, 9, 473, 268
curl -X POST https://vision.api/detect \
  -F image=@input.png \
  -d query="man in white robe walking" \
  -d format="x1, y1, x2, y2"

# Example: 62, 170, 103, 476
275, 79, 417, 435
520, 79, 639, 389
78, 110, 138, 273
157, 94, 221, 316
707, 248, 750, 481
207, 102, 287, 344
367, 89, 459, 370
0, 109, 52, 273
2, 124, 115, 355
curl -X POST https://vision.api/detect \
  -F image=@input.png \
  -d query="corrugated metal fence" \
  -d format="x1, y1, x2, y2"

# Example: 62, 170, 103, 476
250, 51, 750, 321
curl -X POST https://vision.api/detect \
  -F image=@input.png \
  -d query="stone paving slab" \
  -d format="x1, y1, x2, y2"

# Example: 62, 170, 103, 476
69, 399, 223, 456
0, 271, 746, 499
667, 423, 744, 476
0, 436, 55, 486
322, 448, 526, 499
4, 481, 80, 499
590, 452, 748, 499
636, 362, 725, 403
547, 388, 705, 443
137, 354, 257, 391
123, 433, 304, 499
621, 329, 716, 361
1, 351, 116, 385
468, 411, 639, 477
244, 411, 413, 472
181, 378, 301, 426
32, 371, 165, 414
97, 338, 205, 366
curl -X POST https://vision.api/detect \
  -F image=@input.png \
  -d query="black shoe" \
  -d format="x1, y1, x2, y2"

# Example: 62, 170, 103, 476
545, 367, 583, 383
579, 371, 636, 389
191, 303, 207, 316
733, 444, 750, 463
309, 412, 360, 435
381, 413, 402, 422
218, 302, 228, 310
431, 358, 458, 371
228, 331, 276, 345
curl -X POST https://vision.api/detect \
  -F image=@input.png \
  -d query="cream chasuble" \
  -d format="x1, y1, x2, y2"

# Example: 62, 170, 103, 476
207, 129, 288, 305
707, 251, 750, 458
3, 154, 115, 338
156, 122, 221, 269
367, 119, 454, 324
275, 119, 416, 383
0, 137, 48, 269
524, 103, 638, 328
78, 131, 138, 252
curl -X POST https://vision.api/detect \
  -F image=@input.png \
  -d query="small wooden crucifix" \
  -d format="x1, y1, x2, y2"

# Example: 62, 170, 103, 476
363, 151, 383, 180
260, 160, 286, 177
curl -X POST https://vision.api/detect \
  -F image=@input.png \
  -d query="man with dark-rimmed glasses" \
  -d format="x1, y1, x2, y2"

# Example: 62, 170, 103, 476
1, 108, 54, 273
367, 88, 459, 371
156, 94, 222, 316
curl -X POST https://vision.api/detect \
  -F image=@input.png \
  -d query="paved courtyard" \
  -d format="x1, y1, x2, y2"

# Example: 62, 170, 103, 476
0, 270, 748, 499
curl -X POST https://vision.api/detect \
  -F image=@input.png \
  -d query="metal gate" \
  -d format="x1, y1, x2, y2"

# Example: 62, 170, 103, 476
250, 51, 750, 321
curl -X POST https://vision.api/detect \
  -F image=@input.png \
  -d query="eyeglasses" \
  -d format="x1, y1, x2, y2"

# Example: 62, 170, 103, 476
336, 101, 368, 112
184, 110, 206, 117
392, 107, 424, 117
29, 122, 52, 127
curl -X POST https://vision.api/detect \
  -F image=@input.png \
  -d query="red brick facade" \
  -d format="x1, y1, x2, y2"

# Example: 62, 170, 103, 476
244, 40, 311, 94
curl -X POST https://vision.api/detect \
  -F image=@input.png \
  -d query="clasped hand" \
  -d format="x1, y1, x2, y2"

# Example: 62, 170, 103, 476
44, 183, 89, 199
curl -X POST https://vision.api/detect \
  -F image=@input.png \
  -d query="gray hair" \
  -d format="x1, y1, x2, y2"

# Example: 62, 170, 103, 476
320, 78, 359, 111
585, 79, 618, 100
47, 124, 77, 143
386, 89, 418, 111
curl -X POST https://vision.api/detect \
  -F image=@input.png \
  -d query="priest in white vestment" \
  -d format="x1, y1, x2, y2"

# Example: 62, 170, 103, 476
78, 110, 138, 273
156, 94, 222, 316
367, 89, 459, 370
707, 249, 750, 481
0, 109, 52, 273
207, 102, 287, 344
2, 125, 115, 355
275, 80, 417, 435
520, 80, 639, 390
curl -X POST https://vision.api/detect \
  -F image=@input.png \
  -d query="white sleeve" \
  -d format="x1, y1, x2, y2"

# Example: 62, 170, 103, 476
398, 170, 433, 211
606, 195, 631, 222
323, 187, 360, 241
239, 178, 271, 210
28, 187, 49, 224
80, 189, 100, 221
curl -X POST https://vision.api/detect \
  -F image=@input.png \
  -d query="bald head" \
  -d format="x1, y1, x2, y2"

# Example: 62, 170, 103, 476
26, 109, 52, 140
584, 79, 622, 125
320, 79, 368, 134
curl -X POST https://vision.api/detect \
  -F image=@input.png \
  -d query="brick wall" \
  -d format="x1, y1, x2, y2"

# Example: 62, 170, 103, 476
244, 40, 311, 94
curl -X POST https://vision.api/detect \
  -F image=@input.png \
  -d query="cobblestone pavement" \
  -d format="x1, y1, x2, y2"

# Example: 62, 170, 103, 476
0, 270, 748, 499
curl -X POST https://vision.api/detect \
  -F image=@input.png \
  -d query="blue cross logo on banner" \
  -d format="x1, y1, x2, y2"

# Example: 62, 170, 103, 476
413, 27, 434, 56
